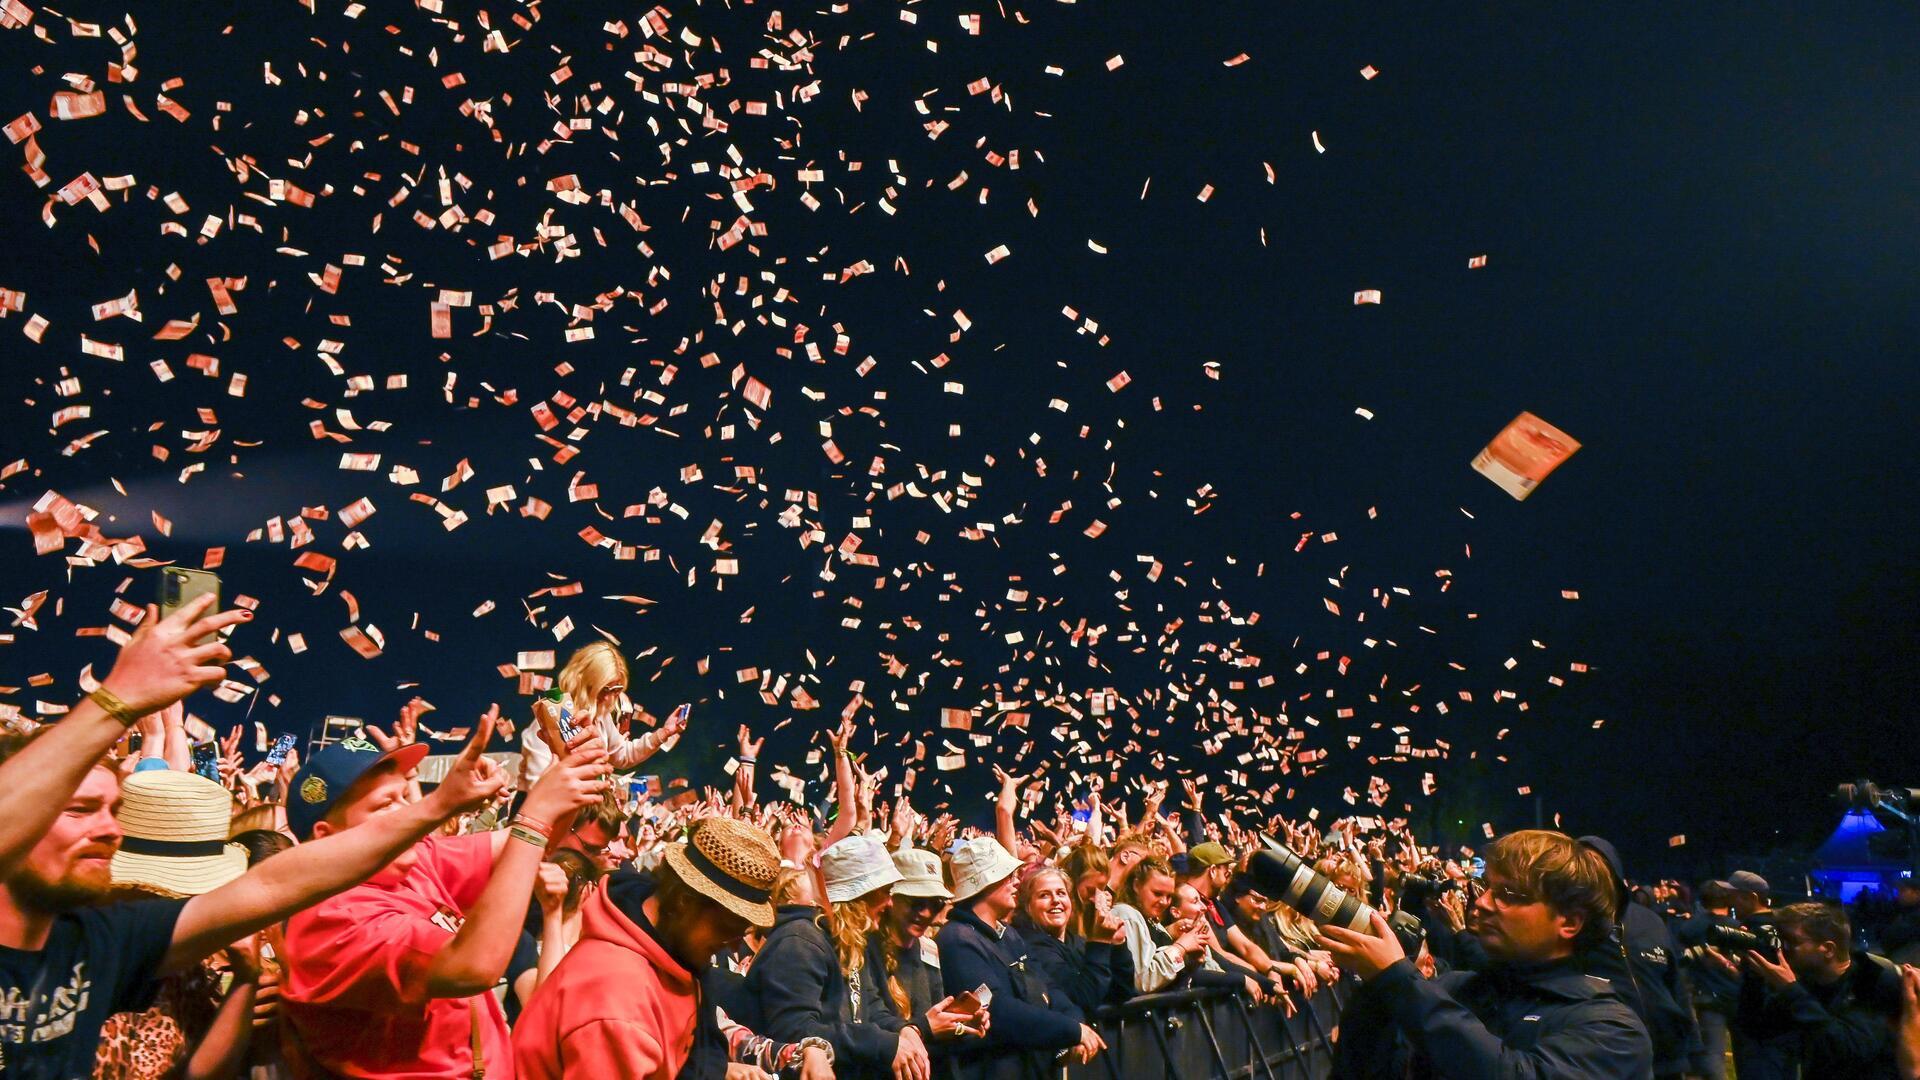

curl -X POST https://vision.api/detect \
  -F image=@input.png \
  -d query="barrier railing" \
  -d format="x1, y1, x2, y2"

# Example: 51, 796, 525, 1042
1062, 983, 1345, 1080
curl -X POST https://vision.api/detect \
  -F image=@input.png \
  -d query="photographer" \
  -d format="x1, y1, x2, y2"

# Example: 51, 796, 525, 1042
1321, 829, 1652, 1079
1711, 901, 1902, 1079
1673, 880, 1741, 1080
1724, 871, 1795, 1080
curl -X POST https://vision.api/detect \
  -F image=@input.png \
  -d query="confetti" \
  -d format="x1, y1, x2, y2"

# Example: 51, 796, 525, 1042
1471, 412, 1583, 501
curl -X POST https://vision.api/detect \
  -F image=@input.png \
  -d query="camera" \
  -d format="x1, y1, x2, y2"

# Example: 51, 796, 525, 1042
1399, 873, 1455, 910
1708, 923, 1781, 956
1251, 843, 1426, 958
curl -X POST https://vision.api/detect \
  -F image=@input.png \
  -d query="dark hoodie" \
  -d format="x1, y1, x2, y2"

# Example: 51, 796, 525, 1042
1577, 835, 1705, 1077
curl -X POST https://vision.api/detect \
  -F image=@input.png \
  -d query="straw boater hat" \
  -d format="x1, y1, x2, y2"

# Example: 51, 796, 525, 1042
820, 835, 904, 904
947, 836, 1022, 903
664, 817, 781, 927
111, 770, 249, 898
891, 847, 953, 900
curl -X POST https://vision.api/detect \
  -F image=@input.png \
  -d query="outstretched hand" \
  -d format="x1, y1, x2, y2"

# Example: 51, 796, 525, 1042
100, 594, 250, 716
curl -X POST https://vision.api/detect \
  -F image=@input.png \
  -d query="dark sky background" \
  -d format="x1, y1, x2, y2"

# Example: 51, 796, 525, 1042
1, 1, 1916, 879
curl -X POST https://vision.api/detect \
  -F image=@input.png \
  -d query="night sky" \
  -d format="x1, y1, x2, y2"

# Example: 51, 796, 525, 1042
2, 1, 1916, 879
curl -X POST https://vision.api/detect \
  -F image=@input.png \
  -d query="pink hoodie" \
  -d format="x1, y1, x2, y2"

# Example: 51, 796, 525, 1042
511, 885, 698, 1080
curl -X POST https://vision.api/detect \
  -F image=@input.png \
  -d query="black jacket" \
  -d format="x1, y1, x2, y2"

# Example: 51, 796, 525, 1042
936, 905, 1083, 1080
742, 904, 906, 1077
866, 931, 944, 1035
1672, 910, 1740, 1013
1333, 956, 1653, 1080
1010, 914, 1133, 1014
1575, 836, 1702, 1077
1734, 949, 1903, 1080
1583, 902, 1702, 1076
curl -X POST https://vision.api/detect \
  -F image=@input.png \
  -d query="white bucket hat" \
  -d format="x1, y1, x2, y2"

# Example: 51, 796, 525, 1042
947, 836, 1021, 903
111, 769, 249, 899
820, 835, 904, 904
891, 847, 952, 899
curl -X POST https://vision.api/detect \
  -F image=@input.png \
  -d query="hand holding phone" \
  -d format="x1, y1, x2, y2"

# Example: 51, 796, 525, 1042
265, 732, 298, 766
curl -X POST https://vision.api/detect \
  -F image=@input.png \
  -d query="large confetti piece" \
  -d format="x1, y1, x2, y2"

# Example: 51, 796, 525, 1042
1471, 412, 1583, 501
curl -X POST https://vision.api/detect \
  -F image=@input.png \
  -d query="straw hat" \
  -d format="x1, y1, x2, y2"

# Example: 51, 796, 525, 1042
111, 770, 249, 899
891, 847, 952, 900
821, 835, 903, 904
947, 836, 1021, 903
664, 817, 781, 928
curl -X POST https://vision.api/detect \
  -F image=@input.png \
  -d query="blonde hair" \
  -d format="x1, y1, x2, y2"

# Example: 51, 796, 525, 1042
1061, 845, 1109, 939
558, 641, 628, 714
1016, 867, 1074, 938
826, 892, 909, 1017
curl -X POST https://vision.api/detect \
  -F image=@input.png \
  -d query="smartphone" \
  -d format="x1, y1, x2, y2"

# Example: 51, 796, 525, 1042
192, 742, 220, 783
158, 568, 221, 643
949, 985, 991, 1017
533, 690, 571, 757
265, 732, 297, 766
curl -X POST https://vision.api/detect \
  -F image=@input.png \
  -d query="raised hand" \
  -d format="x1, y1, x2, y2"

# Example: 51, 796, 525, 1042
534, 860, 570, 918
660, 703, 690, 741
425, 706, 509, 818
525, 729, 612, 829
99, 594, 250, 716
736, 724, 764, 760
828, 717, 855, 755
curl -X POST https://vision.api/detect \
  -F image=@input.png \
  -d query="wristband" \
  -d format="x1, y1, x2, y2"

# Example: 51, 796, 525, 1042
88, 686, 141, 727
514, 815, 553, 838
508, 825, 549, 849
737, 756, 756, 765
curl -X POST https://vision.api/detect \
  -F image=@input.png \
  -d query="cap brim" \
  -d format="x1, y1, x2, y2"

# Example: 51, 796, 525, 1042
893, 879, 952, 899
382, 742, 433, 775
666, 843, 776, 928
111, 846, 248, 898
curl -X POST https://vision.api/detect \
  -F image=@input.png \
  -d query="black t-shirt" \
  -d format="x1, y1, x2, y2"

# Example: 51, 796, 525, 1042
0, 899, 186, 1079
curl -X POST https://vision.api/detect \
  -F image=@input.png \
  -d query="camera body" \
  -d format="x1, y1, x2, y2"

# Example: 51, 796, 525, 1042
1399, 873, 1455, 911
1707, 922, 1782, 956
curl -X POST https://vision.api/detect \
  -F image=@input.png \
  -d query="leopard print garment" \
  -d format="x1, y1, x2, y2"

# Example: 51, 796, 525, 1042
92, 960, 222, 1080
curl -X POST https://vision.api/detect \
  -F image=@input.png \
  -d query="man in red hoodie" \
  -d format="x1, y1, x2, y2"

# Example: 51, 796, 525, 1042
513, 816, 783, 1080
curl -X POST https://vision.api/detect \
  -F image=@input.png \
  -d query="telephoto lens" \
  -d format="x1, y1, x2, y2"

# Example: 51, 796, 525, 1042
1250, 845, 1374, 933
1251, 840, 1428, 958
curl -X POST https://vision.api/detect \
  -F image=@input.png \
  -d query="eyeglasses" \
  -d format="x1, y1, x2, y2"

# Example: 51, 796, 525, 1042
1485, 883, 1539, 908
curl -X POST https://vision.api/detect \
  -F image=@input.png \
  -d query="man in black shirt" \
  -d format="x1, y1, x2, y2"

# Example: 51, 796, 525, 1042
0, 598, 509, 1078
1674, 879, 1741, 1080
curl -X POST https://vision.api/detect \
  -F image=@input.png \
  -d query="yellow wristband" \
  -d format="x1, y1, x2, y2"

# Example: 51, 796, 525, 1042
88, 686, 140, 727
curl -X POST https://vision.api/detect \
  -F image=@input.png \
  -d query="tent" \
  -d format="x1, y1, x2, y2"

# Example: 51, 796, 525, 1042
1812, 810, 1910, 902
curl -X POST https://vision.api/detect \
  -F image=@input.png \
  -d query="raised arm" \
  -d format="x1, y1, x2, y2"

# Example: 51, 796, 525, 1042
992, 767, 1025, 857
0, 596, 246, 876
732, 724, 764, 811
820, 718, 859, 851
423, 730, 609, 997
164, 710, 518, 973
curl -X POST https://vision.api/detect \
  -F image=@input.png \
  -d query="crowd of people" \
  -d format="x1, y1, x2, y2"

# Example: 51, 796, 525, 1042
4, 594, 1920, 1080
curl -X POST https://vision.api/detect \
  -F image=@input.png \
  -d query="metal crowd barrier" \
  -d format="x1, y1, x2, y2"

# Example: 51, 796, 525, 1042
1062, 982, 1346, 1080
